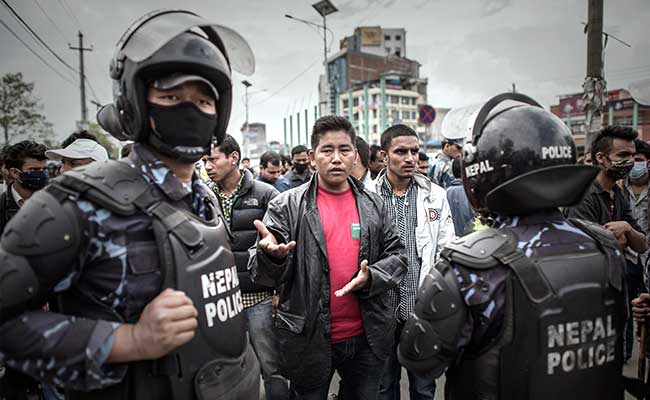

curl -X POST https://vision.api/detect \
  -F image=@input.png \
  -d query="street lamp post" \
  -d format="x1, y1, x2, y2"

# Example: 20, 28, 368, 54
286, 0, 338, 116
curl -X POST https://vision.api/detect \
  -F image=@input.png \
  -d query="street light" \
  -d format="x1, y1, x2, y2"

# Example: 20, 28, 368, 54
286, 0, 338, 116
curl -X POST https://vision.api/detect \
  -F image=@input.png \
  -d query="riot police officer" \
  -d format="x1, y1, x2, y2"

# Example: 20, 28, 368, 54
398, 93, 627, 399
0, 10, 259, 400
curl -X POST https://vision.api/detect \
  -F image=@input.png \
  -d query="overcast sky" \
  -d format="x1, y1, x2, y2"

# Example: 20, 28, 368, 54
1, 0, 648, 146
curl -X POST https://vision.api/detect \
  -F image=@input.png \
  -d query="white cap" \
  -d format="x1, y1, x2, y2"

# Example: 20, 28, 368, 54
46, 139, 109, 162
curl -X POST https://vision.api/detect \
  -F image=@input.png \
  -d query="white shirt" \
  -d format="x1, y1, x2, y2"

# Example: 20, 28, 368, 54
11, 184, 25, 207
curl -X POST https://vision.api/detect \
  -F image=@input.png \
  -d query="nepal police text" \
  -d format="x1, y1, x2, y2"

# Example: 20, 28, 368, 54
546, 315, 616, 375
200, 266, 244, 327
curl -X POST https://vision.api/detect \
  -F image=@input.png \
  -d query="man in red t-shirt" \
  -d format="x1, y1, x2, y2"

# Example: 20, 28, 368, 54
251, 116, 407, 399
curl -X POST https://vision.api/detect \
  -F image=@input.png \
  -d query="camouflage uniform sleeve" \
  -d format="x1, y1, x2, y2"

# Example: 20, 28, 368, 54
454, 263, 508, 350
0, 199, 127, 390
0, 312, 124, 390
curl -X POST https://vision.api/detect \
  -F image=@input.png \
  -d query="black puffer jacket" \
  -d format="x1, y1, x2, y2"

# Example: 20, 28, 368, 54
230, 168, 279, 293
250, 174, 407, 389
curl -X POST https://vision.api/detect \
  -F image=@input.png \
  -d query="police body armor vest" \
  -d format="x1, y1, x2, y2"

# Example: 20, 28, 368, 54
443, 220, 625, 400
50, 160, 258, 400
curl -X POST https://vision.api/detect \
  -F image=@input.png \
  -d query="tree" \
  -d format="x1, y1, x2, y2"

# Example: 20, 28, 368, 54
0, 72, 55, 146
87, 122, 119, 159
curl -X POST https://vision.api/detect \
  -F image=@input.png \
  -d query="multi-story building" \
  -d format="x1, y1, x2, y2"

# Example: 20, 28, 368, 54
318, 25, 433, 144
240, 122, 267, 159
550, 88, 650, 154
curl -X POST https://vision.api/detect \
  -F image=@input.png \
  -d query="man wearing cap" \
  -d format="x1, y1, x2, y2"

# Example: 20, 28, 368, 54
429, 137, 463, 189
46, 138, 109, 172
0, 10, 259, 400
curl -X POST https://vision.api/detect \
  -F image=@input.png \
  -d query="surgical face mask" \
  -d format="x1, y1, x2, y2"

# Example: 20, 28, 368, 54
604, 157, 634, 180
148, 102, 218, 163
18, 170, 49, 191
629, 161, 649, 182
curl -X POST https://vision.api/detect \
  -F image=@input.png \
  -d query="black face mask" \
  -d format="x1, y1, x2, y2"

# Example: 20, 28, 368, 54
604, 157, 634, 180
147, 102, 218, 163
18, 170, 49, 192
294, 162, 309, 174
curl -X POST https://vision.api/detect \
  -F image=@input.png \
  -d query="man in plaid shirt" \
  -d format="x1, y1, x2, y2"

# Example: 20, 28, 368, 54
373, 125, 454, 400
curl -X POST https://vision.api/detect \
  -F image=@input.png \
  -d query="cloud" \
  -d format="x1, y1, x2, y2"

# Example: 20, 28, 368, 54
481, 0, 513, 17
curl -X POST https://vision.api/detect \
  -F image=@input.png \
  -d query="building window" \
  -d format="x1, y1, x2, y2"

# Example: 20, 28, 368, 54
402, 110, 410, 120
385, 47, 391, 54
401, 97, 409, 105
412, 98, 417, 105
372, 94, 378, 103
343, 99, 348, 108
390, 95, 399, 104
373, 109, 378, 118
384, 35, 390, 41
373, 124, 378, 133
395, 35, 401, 41
354, 112, 359, 121
391, 110, 399, 120
353, 98, 359, 107
395, 49, 401, 57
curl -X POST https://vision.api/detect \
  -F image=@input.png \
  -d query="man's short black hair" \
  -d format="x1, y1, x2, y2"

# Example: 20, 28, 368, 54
451, 156, 462, 179
61, 130, 98, 148
634, 139, 650, 160
281, 154, 292, 166
355, 136, 370, 168
242, 157, 250, 163
370, 144, 382, 162
4, 140, 47, 170
291, 145, 309, 157
591, 126, 638, 162
418, 151, 429, 162
216, 134, 241, 165
311, 115, 356, 150
260, 151, 282, 168
380, 124, 419, 151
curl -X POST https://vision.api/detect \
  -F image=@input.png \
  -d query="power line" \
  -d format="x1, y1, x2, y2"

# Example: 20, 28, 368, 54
253, 59, 321, 106
84, 76, 101, 104
0, 16, 76, 85
1, 0, 78, 74
33, 0, 69, 44
58, 0, 82, 29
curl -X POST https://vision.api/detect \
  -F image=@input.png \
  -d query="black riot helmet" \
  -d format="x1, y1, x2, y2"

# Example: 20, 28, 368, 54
457, 92, 598, 216
98, 9, 255, 159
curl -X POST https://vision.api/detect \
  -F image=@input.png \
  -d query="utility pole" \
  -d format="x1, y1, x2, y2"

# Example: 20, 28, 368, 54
583, 0, 605, 152
242, 80, 252, 133
69, 32, 92, 124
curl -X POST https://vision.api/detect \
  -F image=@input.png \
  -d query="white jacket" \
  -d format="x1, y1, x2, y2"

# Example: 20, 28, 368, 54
372, 172, 455, 287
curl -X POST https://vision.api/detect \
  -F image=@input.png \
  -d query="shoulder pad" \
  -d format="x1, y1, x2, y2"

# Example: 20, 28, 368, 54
2, 189, 80, 257
441, 228, 513, 269
55, 160, 151, 216
568, 218, 617, 248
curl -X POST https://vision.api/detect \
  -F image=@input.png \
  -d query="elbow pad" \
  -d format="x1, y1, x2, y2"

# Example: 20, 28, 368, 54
398, 260, 467, 373
0, 188, 81, 321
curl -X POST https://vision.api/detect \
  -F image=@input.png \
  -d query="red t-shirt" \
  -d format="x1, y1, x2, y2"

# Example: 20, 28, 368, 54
317, 184, 364, 343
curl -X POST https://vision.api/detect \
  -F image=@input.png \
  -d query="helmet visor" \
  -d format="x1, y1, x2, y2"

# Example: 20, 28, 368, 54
119, 10, 255, 76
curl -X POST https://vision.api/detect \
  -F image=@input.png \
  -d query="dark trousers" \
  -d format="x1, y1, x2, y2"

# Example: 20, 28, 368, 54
625, 259, 647, 359
290, 334, 386, 400
378, 322, 437, 400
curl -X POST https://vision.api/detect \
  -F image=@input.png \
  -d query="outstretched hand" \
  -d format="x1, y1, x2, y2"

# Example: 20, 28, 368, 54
254, 220, 296, 259
335, 260, 370, 297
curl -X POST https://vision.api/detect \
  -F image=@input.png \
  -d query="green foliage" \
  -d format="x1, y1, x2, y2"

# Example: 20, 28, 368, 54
87, 122, 120, 159
0, 72, 55, 147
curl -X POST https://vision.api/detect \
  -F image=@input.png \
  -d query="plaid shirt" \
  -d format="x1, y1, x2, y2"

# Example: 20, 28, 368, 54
212, 170, 245, 225
379, 176, 420, 322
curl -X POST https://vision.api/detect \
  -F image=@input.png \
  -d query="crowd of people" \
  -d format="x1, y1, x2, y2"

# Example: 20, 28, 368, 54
1, 8, 650, 400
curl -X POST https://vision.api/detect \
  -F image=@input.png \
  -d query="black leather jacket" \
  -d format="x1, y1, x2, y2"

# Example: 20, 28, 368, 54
250, 174, 407, 388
